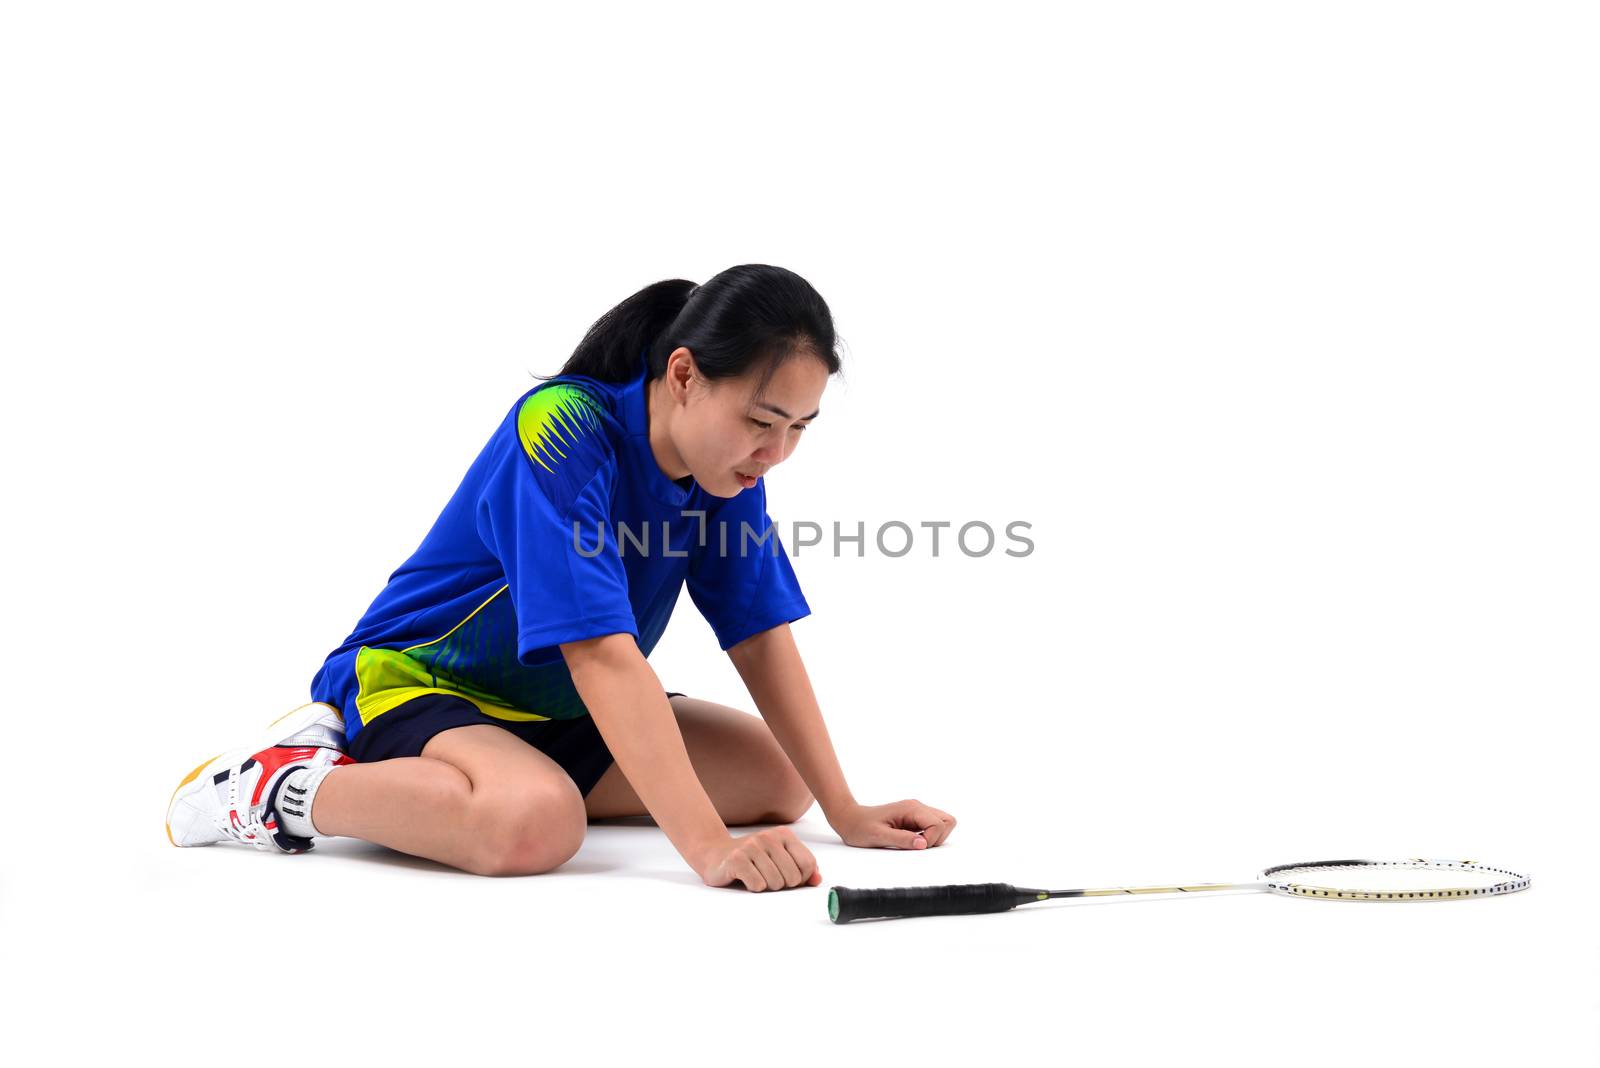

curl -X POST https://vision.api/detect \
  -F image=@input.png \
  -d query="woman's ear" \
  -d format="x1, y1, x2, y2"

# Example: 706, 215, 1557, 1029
664, 347, 700, 405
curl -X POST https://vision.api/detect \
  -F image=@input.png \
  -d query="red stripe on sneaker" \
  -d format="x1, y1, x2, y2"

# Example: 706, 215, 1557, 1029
247, 746, 326, 807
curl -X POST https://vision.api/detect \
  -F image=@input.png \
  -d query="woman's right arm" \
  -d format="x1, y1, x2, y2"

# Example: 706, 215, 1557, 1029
562, 634, 818, 891
562, 633, 733, 871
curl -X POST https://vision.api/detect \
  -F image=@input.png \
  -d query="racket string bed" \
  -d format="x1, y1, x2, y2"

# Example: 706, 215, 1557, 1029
1260, 858, 1532, 901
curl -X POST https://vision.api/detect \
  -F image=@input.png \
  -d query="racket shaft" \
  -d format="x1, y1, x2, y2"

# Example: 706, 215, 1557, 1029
1073, 881, 1264, 897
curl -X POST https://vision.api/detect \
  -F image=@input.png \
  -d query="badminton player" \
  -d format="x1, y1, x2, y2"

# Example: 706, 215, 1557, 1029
165, 264, 956, 892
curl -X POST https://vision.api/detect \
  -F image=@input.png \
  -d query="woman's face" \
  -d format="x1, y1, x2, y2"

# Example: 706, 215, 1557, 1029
651, 347, 829, 499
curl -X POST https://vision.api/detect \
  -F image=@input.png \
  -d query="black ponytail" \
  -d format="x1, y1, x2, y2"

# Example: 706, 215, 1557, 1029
535, 264, 843, 397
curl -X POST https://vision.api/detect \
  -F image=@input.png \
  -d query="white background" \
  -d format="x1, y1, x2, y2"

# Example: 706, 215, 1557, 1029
3, 2, 1595, 1063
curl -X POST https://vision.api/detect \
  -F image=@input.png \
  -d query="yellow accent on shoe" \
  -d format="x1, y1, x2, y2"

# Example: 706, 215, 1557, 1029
266, 702, 320, 729
166, 754, 219, 847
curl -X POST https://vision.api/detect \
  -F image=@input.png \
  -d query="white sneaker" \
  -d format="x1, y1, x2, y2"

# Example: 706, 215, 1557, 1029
166, 701, 353, 853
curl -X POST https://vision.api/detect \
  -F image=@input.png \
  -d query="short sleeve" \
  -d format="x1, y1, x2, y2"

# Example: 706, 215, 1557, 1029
685, 477, 811, 651
475, 385, 639, 661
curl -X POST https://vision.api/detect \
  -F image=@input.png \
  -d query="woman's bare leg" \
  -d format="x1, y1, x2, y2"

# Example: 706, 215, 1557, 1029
584, 695, 814, 825
309, 756, 475, 866
310, 725, 588, 876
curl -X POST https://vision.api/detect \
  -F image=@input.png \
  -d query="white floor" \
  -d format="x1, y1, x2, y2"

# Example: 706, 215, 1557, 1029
2, 786, 1583, 1065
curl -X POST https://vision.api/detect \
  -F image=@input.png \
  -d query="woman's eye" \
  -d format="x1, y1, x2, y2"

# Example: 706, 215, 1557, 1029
751, 419, 772, 430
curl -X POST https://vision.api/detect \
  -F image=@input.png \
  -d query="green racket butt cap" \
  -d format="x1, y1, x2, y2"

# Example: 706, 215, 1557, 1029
828, 887, 839, 922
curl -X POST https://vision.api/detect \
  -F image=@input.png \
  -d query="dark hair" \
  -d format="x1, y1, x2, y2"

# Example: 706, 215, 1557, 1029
534, 264, 844, 402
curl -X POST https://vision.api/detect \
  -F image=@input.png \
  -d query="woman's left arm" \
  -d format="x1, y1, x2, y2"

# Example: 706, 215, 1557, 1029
726, 623, 957, 849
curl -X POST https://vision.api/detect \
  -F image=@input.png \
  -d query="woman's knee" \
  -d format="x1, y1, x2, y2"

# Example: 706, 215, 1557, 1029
765, 777, 815, 825
750, 751, 815, 825
467, 779, 588, 876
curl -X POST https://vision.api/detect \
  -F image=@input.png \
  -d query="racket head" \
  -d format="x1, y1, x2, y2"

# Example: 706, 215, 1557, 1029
1258, 858, 1530, 901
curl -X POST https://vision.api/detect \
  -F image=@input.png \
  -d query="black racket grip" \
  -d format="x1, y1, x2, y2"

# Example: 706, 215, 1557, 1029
829, 882, 1036, 923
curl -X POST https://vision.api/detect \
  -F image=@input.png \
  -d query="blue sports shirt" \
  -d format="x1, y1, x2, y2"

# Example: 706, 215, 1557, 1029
309, 351, 811, 747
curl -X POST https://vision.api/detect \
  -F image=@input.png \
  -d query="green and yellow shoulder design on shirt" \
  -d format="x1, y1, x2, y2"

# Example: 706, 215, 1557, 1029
518, 383, 607, 471
515, 383, 612, 513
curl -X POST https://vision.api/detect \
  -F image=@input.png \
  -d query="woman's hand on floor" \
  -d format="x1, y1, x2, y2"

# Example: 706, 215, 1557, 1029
827, 800, 956, 849
694, 827, 823, 892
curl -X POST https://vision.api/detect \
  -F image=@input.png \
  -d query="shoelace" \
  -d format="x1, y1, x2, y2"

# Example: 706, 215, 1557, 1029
218, 762, 299, 852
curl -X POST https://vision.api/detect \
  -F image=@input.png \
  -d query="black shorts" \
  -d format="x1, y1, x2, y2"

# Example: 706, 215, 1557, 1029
347, 690, 687, 798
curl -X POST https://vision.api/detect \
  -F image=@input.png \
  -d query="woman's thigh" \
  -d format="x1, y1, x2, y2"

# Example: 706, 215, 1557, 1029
421, 724, 590, 875
583, 695, 814, 825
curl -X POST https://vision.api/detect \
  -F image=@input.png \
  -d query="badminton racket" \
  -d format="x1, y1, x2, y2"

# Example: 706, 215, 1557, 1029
828, 858, 1530, 923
